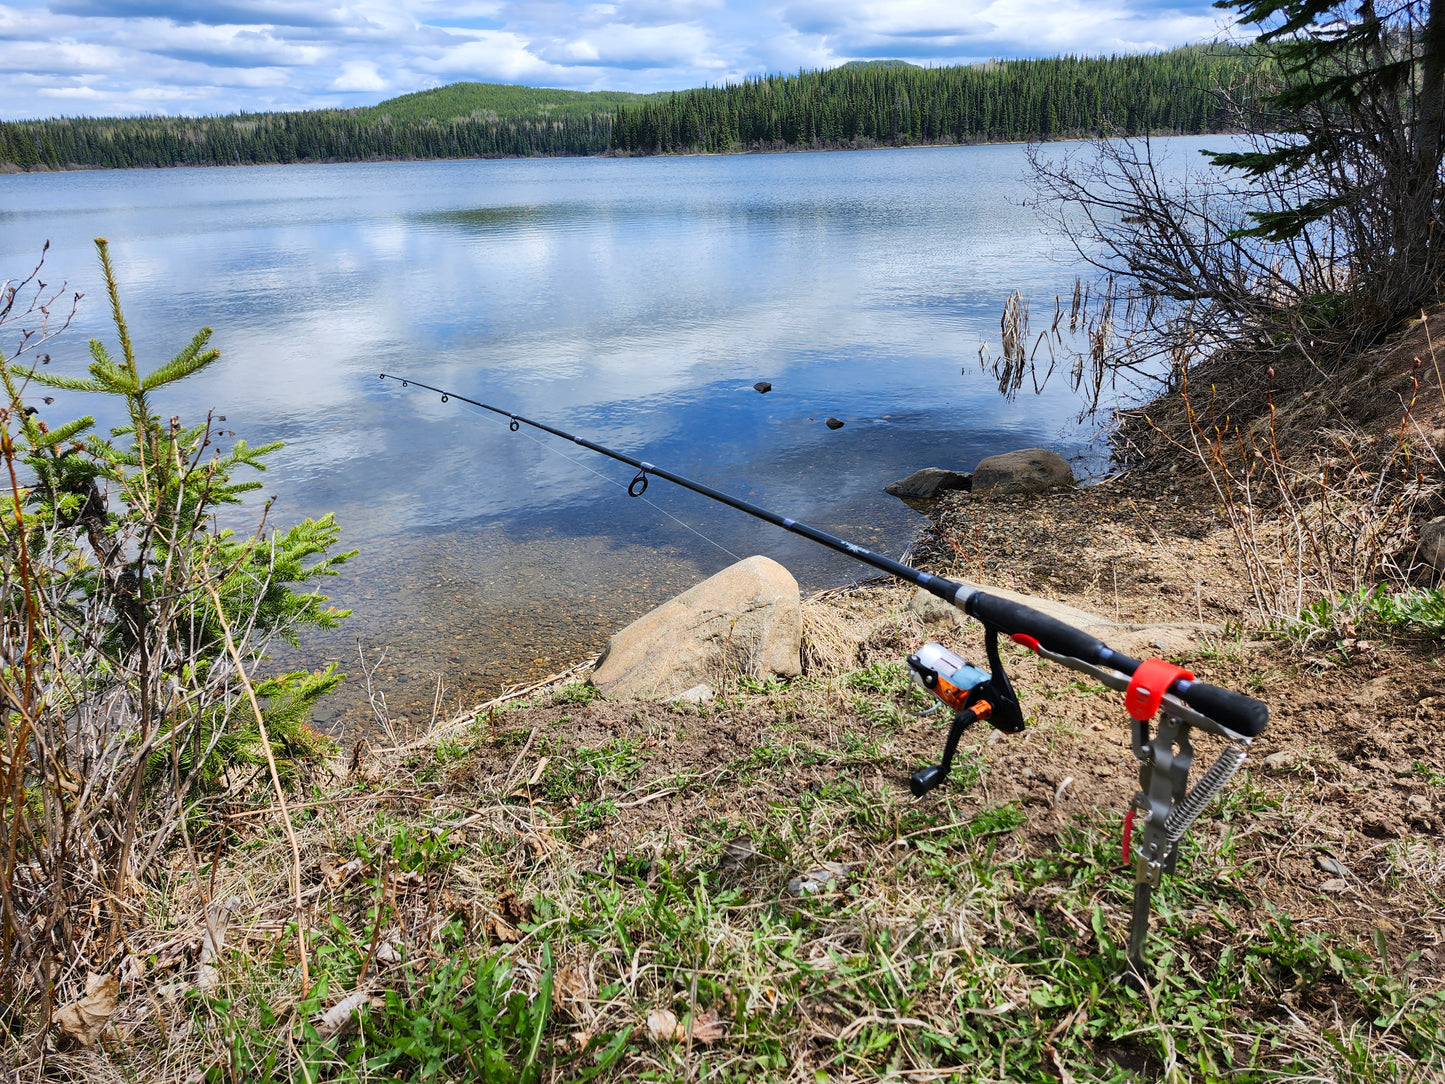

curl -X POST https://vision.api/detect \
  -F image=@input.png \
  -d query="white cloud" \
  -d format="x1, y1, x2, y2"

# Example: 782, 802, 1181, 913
410, 29, 556, 81
778, 0, 1228, 60
535, 21, 717, 69
37, 82, 99, 96
332, 58, 385, 89
0, 0, 1233, 120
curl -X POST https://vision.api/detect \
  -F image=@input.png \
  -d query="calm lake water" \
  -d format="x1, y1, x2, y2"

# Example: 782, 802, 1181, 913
0, 142, 1173, 731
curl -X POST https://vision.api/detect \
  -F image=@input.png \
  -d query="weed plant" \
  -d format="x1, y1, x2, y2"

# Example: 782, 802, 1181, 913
0, 242, 351, 1053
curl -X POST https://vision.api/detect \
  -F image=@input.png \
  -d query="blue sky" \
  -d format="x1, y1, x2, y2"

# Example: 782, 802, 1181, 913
0, 1, 1239, 120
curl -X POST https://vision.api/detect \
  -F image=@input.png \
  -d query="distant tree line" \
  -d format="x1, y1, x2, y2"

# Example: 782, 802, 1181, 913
611, 48, 1254, 155
0, 111, 612, 171
0, 47, 1254, 172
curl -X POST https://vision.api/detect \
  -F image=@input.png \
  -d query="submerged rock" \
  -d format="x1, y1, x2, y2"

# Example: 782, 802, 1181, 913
825, 417, 845, 430
590, 555, 802, 700
885, 467, 972, 500
971, 448, 1074, 494
753, 381, 772, 394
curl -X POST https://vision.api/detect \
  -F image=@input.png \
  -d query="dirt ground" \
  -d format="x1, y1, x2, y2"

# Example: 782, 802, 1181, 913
49, 314, 1445, 1082
400, 472, 1443, 993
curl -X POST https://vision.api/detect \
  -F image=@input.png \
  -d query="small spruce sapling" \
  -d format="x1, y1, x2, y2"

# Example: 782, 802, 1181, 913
9, 236, 355, 786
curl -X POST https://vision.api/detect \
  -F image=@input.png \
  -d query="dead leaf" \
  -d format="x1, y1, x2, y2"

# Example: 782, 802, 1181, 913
196, 895, 241, 994
54, 972, 119, 1048
497, 888, 533, 925
320, 854, 362, 887
647, 1008, 685, 1043
517, 825, 557, 862
315, 990, 374, 1038
485, 915, 522, 943
552, 965, 593, 1017
1044, 1043, 1076, 1084
717, 837, 757, 871
553, 1028, 594, 1054
689, 1007, 728, 1045
118, 954, 145, 984
527, 756, 551, 787
151, 937, 195, 973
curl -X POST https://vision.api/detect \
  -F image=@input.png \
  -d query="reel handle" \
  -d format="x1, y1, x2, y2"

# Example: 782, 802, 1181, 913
910, 764, 946, 796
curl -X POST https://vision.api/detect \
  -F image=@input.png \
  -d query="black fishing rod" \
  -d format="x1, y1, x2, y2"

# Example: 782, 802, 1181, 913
380, 372, 1265, 738
383, 371, 1270, 977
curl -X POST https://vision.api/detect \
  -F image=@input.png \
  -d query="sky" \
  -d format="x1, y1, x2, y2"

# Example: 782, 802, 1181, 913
0, 1, 1239, 121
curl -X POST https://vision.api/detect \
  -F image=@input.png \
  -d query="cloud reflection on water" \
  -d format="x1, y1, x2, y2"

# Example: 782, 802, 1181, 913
0, 142, 1172, 727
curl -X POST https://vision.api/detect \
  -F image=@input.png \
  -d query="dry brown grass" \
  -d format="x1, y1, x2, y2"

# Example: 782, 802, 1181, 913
25, 558, 1445, 1082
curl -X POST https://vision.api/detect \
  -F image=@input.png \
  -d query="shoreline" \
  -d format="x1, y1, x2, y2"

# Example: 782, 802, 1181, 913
0, 126, 1241, 177
27, 318, 1445, 1078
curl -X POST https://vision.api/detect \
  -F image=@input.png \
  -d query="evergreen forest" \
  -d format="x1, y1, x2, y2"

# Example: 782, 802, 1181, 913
0, 46, 1253, 172
611, 47, 1252, 154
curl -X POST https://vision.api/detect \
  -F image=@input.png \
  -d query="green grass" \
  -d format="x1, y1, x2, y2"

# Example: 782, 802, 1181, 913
1413, 760, 1445, 788
553, 682, 602, 706
85, 650, 1445, 1084
1285, 584, 1445, 646
204, 802, 1443, 1083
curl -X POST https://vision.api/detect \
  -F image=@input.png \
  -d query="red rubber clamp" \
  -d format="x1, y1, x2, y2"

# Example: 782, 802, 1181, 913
1124, 657, 1195, 721
1122, 808, 1136, 863
1011, 633, 1041, 654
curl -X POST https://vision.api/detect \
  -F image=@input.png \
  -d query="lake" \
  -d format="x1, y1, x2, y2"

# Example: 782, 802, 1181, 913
0, 142, 1162, 732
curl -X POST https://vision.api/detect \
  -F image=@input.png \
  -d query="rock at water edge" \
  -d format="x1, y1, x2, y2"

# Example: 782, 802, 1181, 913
908, 588, 964, 625
972, 448, 1074, 494
590, 555, 802, 700
885, 467, 972, 500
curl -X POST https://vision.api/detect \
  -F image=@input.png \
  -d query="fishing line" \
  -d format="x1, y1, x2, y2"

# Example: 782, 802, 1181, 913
383, 370, 1271, 982
379, 371, 1270, 741
449, 396, 744, 563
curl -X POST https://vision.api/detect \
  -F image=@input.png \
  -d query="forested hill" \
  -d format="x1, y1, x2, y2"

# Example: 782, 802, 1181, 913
353, 83, 651, 123
610, 47, 1253, 154
0, 46, 1253, 172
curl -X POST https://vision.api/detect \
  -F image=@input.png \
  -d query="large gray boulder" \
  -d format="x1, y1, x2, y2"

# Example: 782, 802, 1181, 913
972, 448, 1074, 494
1419, 516, 1445, 570
590, 556, 802, 700
885, 467, 972, 500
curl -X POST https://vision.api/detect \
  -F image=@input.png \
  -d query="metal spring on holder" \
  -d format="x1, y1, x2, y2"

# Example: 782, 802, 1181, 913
1164, 744, 1247, 843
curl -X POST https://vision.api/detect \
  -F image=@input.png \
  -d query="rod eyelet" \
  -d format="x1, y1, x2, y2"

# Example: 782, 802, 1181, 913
510, 418, 520, 432
628, 470, 649, 497
441, 394, 449, 403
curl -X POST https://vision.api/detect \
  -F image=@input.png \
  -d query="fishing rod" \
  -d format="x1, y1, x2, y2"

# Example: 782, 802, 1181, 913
379, 373, 1264, 734
381, 371, 1268, 976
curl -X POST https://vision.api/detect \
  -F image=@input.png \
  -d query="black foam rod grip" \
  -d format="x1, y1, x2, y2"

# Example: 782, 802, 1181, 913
964, 589, 1268, 737
1172, 679, 1269, 737
963, 590, 1113, 665
910, 765, 945, 797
